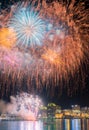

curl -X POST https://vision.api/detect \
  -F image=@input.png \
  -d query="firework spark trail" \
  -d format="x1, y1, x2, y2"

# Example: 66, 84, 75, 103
0, 0, 89, 96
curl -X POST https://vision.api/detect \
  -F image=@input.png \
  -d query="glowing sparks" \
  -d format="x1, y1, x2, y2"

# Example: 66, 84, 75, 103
8, 7, 46, 48
42, 48, 62, 66
2, 93, 43, 120
0, 0, 88, 96
0, 28, 16, 48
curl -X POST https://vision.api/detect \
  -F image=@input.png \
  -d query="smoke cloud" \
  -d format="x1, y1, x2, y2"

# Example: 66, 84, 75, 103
0, 92, 42, 120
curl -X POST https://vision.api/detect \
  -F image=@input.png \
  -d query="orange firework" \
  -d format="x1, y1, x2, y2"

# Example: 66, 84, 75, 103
42, 48, 62, 66
0, 28, 16, 48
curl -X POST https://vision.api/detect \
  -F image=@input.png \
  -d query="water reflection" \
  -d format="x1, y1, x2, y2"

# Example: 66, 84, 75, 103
20, 121, 43, 130
56, 119, 63, 130
71, 119, 81, 130
0, 119, 89, 130
63, 119, 70, 130
0, 121, 43, 130
81, 119, 89, 130
86, 119, 89, 130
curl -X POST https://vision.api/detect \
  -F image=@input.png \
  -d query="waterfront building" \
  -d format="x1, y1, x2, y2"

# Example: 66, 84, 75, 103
81, 107, 89, 118
71, 105, 81, 118
62, 109, 72, 118
55, 105, 63, 118
39, 106, 47, 118
47, 103, 56, 118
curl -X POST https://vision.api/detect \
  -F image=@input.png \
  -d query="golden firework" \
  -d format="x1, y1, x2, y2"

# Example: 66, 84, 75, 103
0, 28, 16, 48
42, 48, 62, 66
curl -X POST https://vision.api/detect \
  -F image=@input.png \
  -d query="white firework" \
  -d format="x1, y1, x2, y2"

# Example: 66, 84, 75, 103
8, 7, 46, 48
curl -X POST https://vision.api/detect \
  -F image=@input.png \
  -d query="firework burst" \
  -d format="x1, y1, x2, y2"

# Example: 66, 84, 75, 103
0, 0, 89, 97
0, 92, 43, 120
7, 6, 46, 48
0, 28, 16, 48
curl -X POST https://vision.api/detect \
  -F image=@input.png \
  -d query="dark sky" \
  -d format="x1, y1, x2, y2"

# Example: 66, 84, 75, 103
0, 0, 89, 108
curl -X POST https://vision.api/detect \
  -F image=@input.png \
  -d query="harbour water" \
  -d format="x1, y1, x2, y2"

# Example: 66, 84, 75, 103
0, 119, 89, 130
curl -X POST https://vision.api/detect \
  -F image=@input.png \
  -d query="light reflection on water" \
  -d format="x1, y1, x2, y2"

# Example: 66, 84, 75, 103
71, 119, 81, 130
0, 119, 89, 130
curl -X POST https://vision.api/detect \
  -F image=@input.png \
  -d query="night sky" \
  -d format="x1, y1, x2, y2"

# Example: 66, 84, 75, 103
0, 0, 89, 109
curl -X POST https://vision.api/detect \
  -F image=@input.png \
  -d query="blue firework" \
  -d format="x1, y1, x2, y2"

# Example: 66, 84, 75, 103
8, 7, 46, 47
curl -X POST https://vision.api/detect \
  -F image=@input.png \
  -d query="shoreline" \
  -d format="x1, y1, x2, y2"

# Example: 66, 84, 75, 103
0, 117, 89, 121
